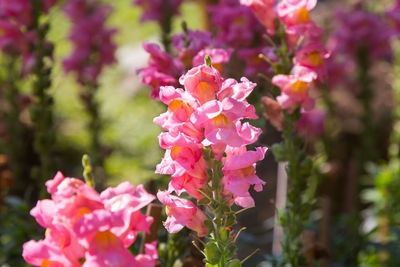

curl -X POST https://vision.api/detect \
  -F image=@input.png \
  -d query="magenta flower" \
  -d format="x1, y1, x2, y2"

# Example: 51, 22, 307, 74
0, 0, 32, 26
63, 0, 116, 84
138, 42, 184, 98
209, 0, 264, 47
134, 0, 185, 24
295, 109, 326, 139
157, 191, 208, 236
172, 29, 212, 68
237, 47, 275, 76
328, 4, 393, 60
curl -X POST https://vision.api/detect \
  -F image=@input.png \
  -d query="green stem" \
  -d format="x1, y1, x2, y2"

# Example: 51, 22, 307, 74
161, 0, 173, 53
81, 82, 103, 170
201, 147, 238, 267
30, 0, 55, 196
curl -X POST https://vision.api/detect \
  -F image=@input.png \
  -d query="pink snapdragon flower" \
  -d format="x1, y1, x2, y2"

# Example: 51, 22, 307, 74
293, 43, 330, 80
328, 4, 393, 60
157, 191, 208, 236
172, 29, 212, 69
180, 64, 222, 104
222, 146, 267, 208
0, 0, 59, 72
63, 0, 116, 84
273, 66, 317, 111
155, 63, 267, 235
277, 0, 316, 27
23, 172, 157, 267
138, 42, 184, 98
239, 0, 276, 35
209, 0, 265, 47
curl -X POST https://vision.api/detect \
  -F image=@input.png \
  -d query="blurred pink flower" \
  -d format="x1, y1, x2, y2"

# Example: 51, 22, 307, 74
63, 0, 116, 84
209, 0, 265, 47
273, 66, 317, 111
134, 0, 184, 24
240, 0, 276, 34
295, 109, 326, 139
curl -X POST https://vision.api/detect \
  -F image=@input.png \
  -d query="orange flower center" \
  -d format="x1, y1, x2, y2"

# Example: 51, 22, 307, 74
297, 8, 310, 23
308, 52, 323, 66
290, 80, 308, 94
240, 166, 255, 177
93, 231, 119, 252
212, 114, 232, 128
195, 81, 216, 104
234, 16, 246, 26
168, 99, 193, 120
41, 259, 51, 267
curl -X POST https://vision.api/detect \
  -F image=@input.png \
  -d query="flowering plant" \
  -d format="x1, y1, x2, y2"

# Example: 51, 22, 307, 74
154, 57, 267, 266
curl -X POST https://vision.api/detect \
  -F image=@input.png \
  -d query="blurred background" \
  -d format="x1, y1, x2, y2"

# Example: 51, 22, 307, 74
1, 0, 400, 266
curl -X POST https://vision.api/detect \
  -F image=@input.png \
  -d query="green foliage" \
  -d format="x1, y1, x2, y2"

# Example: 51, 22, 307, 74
0, 197, 43, 267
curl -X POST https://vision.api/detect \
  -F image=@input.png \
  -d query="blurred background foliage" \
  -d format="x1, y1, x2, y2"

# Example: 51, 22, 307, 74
2, 0, 400, 266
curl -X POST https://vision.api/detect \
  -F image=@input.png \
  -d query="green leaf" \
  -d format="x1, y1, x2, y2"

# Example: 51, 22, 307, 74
198, 197, 211, 205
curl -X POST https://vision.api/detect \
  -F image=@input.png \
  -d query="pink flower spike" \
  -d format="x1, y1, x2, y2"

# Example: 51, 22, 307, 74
157, 191, 208, 236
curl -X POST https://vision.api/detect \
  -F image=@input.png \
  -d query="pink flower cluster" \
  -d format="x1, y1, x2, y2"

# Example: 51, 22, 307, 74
23, 172, 158, 267
63, 0, 116, 84
209, 0, 265, 48
208, 0, 274, 77
240, 0, 328, 136
0, 0, 58, 72
133, 0, 185, 24
325, 4, 394, 89
328, 3, 393, 61
154, 63, 267, 236
138, 30, 232, 98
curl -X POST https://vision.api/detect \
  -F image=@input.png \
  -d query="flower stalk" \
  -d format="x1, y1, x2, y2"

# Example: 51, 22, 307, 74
30, 0, 55, 193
